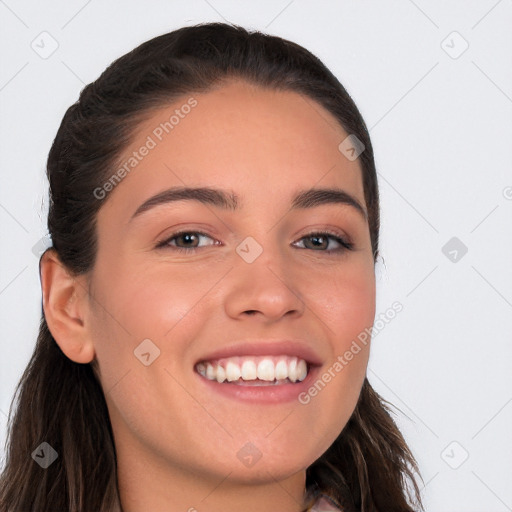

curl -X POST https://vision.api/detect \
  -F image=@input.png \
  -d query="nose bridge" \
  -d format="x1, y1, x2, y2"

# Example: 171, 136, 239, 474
236, 226, 289, 277
224, 231, 305, 320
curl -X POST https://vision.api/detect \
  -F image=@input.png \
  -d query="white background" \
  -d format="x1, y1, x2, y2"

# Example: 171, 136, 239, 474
1, 1, 511, 511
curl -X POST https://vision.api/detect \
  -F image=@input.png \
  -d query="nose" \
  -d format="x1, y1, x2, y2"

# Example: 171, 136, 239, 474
223, 243, 306, 323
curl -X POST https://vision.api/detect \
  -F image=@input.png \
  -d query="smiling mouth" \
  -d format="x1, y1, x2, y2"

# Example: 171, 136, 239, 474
195, 355, 309, 386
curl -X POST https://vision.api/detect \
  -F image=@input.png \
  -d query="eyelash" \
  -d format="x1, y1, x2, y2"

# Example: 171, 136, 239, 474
155, 229, 354, 255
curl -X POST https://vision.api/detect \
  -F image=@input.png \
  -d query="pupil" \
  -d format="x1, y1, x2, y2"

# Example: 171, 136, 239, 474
182, 233, 196, 246
312, 235, 325, 248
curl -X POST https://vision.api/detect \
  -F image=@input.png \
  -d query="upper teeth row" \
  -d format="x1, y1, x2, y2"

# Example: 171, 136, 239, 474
196, 355, 308, 383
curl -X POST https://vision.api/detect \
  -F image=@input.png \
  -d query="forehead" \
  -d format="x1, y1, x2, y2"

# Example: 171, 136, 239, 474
100, 79, 365, 219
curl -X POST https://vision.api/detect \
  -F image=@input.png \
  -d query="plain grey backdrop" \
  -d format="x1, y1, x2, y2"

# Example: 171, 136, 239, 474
1, 1, 511, 510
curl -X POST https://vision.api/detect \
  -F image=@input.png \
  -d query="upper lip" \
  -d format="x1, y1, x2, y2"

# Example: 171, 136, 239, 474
195, 339, 324, 367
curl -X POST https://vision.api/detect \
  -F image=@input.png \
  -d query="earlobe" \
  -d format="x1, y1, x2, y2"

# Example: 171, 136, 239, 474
40, 248, 96, 364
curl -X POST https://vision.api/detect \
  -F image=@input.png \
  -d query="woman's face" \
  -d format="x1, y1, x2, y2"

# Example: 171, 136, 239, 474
85, 80, 375, 488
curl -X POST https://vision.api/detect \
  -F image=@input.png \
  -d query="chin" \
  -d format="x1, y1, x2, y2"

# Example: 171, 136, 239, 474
221, 438, 322, 483
223, 458, 308, 485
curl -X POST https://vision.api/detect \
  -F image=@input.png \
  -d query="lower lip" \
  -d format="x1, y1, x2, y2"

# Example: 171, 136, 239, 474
194, 365, 321, 404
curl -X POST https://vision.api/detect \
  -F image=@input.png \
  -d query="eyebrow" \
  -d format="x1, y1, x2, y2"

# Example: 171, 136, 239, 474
129, 186, 367, 221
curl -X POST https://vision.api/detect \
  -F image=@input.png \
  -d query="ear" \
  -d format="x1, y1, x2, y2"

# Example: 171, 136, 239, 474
40, 248, 96, 364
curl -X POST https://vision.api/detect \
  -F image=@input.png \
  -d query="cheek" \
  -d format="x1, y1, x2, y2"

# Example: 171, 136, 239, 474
297, 257, 375, 436
331, 258, 375, 388
91, 257, 211, 341
88, 258, 229, 396
309, 255, 376, 342
87, 264, 219, 465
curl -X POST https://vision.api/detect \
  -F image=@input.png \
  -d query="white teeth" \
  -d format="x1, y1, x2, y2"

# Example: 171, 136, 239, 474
241, 360, 257, 380
226, 361, 241, 382
195, 355, 311, 384
274, 358, 288, 380
206, 363, 215, 380
257, 358, 275, 381
288, 357, 298, 382
297, 359, 308, 381
216, 365, 226, 383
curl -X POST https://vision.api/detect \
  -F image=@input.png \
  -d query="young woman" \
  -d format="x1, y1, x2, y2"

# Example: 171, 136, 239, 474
0, 22, 423, 512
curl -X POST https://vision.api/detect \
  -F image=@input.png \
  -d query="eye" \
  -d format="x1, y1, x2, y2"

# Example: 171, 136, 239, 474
155, 230, 353, 255
155, 231, 218, 253
293, 231, 353, 254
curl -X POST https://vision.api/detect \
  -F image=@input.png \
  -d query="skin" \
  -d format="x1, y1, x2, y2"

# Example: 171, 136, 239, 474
41, 79, 376, 512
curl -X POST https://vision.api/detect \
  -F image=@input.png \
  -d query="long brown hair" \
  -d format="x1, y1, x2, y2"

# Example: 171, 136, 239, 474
0, 22, 423, 512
